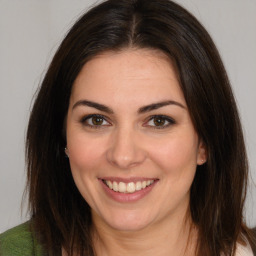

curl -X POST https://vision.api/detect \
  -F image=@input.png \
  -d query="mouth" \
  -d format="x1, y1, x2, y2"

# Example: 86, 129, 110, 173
102, 179, 156, 194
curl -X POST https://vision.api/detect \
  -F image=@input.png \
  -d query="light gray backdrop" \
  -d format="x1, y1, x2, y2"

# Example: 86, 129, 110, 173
0, 0, 255, 233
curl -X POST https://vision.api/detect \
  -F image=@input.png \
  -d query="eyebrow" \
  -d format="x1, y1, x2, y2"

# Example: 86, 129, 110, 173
72, 100, 186, 114
72, 100, 114, 114
138, 100, 186, 113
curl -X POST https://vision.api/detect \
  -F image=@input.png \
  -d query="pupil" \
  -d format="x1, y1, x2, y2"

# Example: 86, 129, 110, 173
154, 117, 165, 126
92, 117, 103, 125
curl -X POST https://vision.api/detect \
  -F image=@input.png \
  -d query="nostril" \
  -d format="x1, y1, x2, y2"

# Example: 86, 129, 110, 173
106, 132, 147, 169
106, 148, 147, 169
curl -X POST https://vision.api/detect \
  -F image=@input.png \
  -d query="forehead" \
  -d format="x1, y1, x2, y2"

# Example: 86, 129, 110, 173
70, 48, 186, 107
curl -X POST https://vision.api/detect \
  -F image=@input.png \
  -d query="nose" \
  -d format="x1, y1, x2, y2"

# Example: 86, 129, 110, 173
106, 128, 147, 169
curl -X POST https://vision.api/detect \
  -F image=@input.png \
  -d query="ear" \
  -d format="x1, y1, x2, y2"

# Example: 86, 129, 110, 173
197, 141, 207, 165
65, 147, 69, 158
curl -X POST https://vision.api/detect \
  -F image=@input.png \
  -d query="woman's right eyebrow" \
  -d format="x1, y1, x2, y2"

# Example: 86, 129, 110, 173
72, 100, 114, 114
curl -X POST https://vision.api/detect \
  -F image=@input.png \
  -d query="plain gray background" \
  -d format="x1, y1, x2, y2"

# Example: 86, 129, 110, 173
0, 0, 255, 233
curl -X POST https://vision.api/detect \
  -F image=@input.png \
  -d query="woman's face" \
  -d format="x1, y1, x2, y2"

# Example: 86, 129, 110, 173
66, 49, 206, 232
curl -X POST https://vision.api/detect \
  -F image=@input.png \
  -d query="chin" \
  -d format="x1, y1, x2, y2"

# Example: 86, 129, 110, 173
108, 219, 150, 232
97, 209, 153, 232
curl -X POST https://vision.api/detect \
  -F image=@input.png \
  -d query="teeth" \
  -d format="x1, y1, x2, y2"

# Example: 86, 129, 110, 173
113, 181, 118, 192
127, 182, 136, 193
106, 180, 113, 189
136, 181, 142, 191
119, 182, 126, 193
104, 180, 154, 193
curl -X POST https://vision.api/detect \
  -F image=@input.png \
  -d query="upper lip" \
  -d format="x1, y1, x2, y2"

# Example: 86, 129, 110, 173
99, 177, 158, 183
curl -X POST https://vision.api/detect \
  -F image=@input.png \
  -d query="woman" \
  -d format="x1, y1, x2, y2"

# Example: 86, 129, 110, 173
0, 0, 255, 255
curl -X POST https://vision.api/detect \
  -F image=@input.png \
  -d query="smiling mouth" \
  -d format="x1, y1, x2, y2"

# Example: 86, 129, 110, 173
102, 179, 155, 193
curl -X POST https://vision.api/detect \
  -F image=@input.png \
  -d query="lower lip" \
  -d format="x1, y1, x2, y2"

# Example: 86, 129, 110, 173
100, 179, 158, 203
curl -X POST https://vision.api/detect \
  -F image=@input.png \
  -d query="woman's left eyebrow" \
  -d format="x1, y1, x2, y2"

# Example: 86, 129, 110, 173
138, 100, 186, 114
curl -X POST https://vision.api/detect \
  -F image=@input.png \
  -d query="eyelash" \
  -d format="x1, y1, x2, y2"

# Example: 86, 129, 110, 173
144, 115, 176, 129
80, 114, 111, 129
80, 114, 175, 129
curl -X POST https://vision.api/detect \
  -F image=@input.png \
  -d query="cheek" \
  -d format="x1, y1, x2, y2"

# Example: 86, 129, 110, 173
67, 132, 107, 172
66, 133, 106, 205
148, 134, 199, 175
149, 136, 198, 206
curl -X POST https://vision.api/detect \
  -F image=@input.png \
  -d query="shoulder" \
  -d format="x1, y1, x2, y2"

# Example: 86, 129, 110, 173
0, 221, 43, 256
235, 242, 254, 256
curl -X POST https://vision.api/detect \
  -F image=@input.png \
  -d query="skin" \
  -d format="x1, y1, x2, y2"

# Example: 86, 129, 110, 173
65, 48, 206, 256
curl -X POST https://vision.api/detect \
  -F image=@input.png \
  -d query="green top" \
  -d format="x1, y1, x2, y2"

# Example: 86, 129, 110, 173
0, 222, 43, 256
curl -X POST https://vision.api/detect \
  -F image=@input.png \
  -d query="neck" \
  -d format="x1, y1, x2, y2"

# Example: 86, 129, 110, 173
92, 210, 197, 256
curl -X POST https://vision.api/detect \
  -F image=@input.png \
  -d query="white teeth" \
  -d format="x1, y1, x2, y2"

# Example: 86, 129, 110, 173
106, 180, 113, 189
113, 181, 118, 192
119, 182, 126, 193
127, 182, 136, 193
136, 181, 142, 191
104, 180, 154, 193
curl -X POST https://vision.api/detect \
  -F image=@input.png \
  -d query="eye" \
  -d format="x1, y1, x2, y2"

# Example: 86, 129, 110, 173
145, 115, 175, 129
81, 114, 111, 128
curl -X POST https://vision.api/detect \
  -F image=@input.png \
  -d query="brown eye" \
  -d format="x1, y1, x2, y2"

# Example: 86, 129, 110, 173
153, 117, 166, 126
81, 114, 110, 128
145, 115, 175, 129
92, 116, 104, 125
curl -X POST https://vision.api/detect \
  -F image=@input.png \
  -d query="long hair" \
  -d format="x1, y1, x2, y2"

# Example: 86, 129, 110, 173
26, 0, 252, 255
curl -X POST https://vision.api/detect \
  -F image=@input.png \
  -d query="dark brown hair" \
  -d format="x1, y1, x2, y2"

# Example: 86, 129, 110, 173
26, 0, 253, 255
